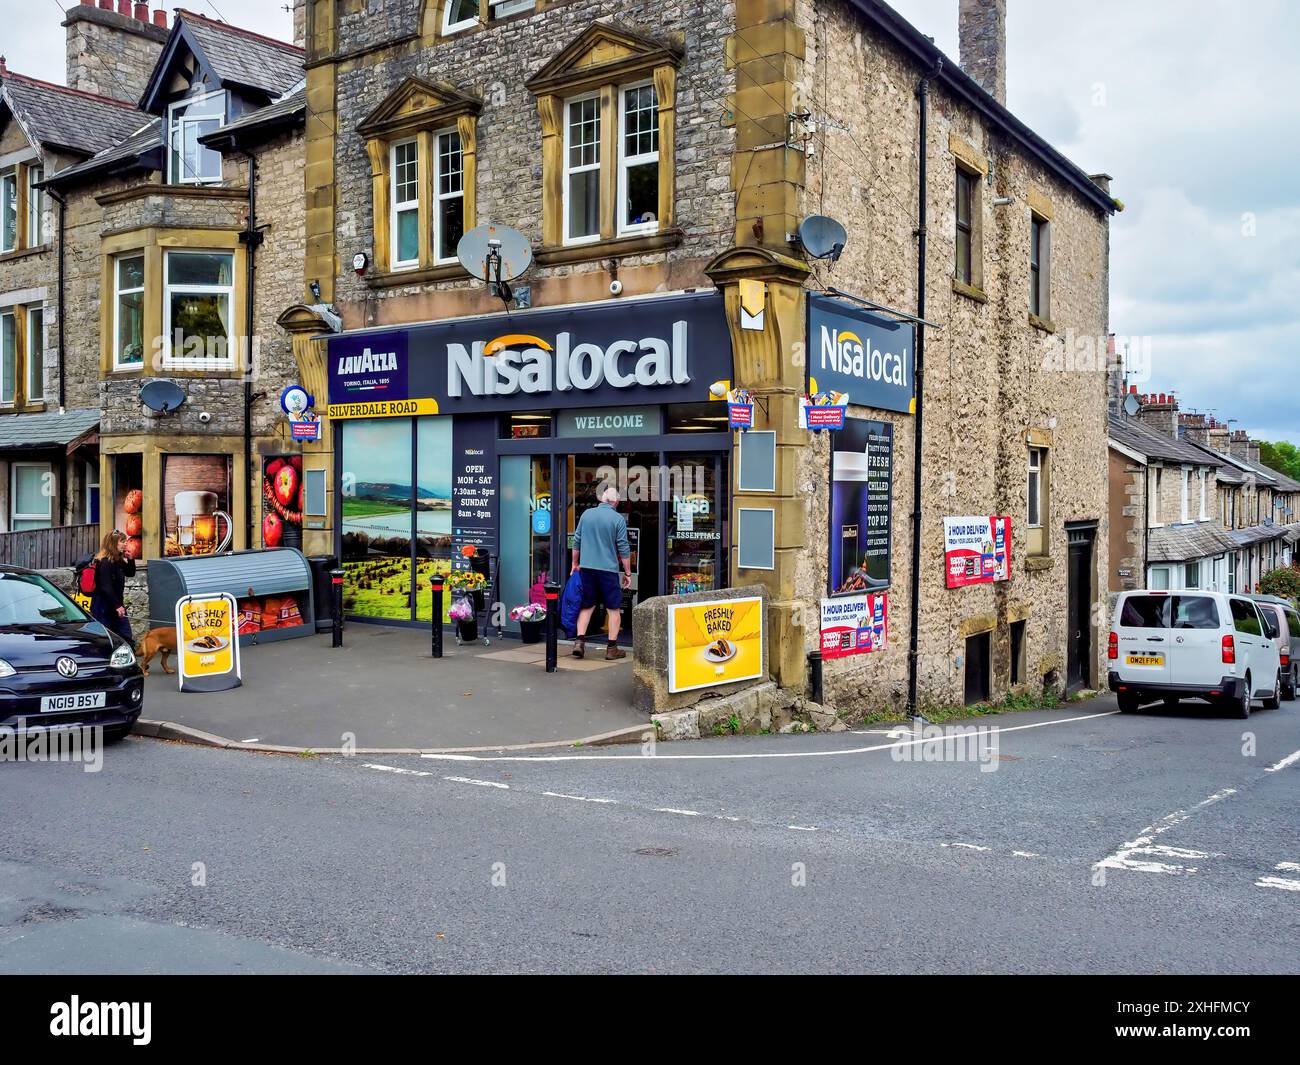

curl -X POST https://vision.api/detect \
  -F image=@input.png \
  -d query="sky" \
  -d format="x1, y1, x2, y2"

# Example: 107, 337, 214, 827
11, 1, 1299, 444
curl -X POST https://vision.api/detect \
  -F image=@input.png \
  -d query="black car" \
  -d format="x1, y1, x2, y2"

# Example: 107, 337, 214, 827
0, 565, 143, 742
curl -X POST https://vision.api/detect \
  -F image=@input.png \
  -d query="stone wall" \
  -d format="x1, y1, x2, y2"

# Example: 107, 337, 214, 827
63, 3, 168, 106
1108, 448, 1142, 592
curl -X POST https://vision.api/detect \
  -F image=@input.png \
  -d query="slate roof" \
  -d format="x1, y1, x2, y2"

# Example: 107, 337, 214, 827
1229, 523, 1289, 548
0, 409, 99, 451
43, 118, 162, 189
177, 11, 304, 100
1147, 521, 1242, 564
0, 74, 147, 159
200, 87, 305, 151
1108, 414, 1220, 467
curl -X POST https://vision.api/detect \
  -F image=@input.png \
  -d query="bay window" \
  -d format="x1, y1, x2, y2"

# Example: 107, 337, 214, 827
27, 166, 44, 247
1, 170, 16, 253
164, 250, 234, 367
564, 95, 601, 245
618, 82, 659, 236
391, 139, 420, 269
26, 307, 43, 402
10, 462, 53, 531
114, 253, 146, 369
167, 90, 226, 185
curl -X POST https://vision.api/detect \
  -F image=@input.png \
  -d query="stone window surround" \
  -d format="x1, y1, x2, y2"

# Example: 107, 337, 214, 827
357, 80, 481, 282
98, 227, 249, 381
0, 298, 48, 414
527, 24, 682, 266
422, 0, 561, 43
950, 133, 986, 303
1026, 187, 1054, 332
1025, 427, 1052, 560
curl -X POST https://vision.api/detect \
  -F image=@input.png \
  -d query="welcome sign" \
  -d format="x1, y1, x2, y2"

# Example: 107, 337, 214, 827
327, 292, 732, 418
807, 294, 916, 415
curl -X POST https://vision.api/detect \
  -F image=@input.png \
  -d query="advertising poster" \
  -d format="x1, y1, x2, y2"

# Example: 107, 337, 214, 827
943, 516, 1012, 588
668, 596, 764, 693
327, 330, 438, 419
819, 593, 888, 659
830, 419, 893, 594
176, 592, 241, 693
162, 455, 233, 558
261, 455, 303, 550
452, 415, 499, 567
807, 293, 917, 414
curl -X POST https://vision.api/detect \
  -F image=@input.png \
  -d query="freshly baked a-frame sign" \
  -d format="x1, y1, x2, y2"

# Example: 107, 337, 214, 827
358, 78, 482, 275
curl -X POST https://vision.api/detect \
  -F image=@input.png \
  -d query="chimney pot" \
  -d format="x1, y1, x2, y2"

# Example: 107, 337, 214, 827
117, 0, 131, 15
98, 0, 112, 10
134, 2, 148, 21
153, 7, 167, 28
958, 0, 1008, 106
0, 56, 7, 77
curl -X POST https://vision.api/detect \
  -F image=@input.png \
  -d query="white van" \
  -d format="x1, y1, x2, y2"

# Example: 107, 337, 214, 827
1108, 590, 1283, 718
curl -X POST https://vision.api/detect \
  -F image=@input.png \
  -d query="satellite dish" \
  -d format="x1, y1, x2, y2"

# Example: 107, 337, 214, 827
458, 223, 532, 304
140, 379, 186, 414
797, 215, 848, 262
1122, 392, 1141, 417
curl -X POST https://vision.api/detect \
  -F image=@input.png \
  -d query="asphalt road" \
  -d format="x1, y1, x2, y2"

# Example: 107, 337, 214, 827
2, 695, 1297, 974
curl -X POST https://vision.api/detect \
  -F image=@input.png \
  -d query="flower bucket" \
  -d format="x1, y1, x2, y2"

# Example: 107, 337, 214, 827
519, 618, 544, 644
457, 617, 478, 642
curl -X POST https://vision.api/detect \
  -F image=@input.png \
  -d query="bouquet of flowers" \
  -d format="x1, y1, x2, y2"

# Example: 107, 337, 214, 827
448, 596, 475, 622
449, 569, 487, 593
509, 603, 547, 622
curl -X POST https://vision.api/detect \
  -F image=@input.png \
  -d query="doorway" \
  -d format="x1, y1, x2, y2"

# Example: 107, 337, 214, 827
1066, 522, 1097, 692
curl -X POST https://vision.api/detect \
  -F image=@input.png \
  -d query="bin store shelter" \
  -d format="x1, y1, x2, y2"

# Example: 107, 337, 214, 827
325, 291, 737, 633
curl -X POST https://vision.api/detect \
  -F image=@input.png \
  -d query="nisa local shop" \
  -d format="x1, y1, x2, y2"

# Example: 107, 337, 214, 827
325, 291, 735, 631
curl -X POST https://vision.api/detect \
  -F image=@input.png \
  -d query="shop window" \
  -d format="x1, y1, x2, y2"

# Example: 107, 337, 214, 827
10, 462, 52, 531
167, 90, 226, 185
114, 253, 146, 369
162, 455, 233, 558
668, 455, 721, 593
27, 166, 44, 247
26, 307, 43, 402
499, 411, 552, 438
1009, 620, 1026, 685
666, 403, 730, 434
163, 251, 234, 367
965, 632, 990, 705
0, 311, 15, 404
1, 170, 16, 253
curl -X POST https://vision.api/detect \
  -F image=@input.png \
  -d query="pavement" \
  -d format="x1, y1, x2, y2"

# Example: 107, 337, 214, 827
138, 622, 644, 752
2, 693, 1297, 974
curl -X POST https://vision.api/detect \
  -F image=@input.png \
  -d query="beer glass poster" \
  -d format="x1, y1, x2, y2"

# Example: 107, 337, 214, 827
830, 419, 893, 594
668, 597, 764, 693
819, 593, 888, 659
943, 516, 1012, 588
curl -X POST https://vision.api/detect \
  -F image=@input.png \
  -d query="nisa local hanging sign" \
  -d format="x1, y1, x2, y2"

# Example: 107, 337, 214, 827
727, 387, 754, 430
799, 390, 848, 430
808, 293, 916, 415
326, 291, 733, 418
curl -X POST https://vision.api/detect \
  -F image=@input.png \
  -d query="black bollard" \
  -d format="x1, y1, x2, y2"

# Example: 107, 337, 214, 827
330, 568, 345, 648
544, 581, 559, 673
807, 649, 824, 705
430, 572, 444, 659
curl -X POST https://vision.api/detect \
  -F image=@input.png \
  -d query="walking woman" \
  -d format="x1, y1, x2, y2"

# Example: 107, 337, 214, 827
91, 529, 136, 644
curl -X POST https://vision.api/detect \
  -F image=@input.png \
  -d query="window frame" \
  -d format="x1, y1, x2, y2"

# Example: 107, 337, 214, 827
113, 252, 147, 372
616, 80, 660, 239
442, 0, 480, 34
10, 461, 53, 530
490, 0, 534, 17
25, 305, 43, 402
390, 137, 421, 271
0, 169, 16, 254
26, 165, 45, 248
563, 92, 603, 247
955, 166, 975, 285
1030, 214, 1050, 318
166, 89, 227, 186
1180, 466, 1191, 523
0, 309, 16, 405
85, 460, 100, 525
1199, 468, 1208, 521
432, 128, 464, 266
162, 249, 236, 369
1027, 447, 1043, 529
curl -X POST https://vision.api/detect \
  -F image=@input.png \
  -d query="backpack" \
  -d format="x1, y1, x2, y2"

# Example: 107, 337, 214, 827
76, 557, 98, 597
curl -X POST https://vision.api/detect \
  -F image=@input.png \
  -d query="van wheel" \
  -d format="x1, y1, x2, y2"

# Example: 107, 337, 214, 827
1232, 677, 1251, 719
1263, 672, 1281, 710
1117, 691, 1140, 714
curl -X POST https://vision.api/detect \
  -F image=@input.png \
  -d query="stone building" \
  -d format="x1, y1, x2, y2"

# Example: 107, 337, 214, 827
293, 0, 1117, 716
44, 8, 306, 567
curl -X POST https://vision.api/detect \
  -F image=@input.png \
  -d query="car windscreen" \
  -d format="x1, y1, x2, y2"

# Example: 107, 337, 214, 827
0, 572, 88, 626
1172, 595, 1219, 629
1119, 595, 1170, 628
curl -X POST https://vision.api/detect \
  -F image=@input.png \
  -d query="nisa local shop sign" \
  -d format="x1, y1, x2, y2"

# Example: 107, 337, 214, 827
326, 291, 732, 418
807, 293, 916, 415
668, 596, 764, 693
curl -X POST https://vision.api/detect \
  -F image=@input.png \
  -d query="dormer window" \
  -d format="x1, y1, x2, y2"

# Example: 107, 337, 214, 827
167, 90, 227, 185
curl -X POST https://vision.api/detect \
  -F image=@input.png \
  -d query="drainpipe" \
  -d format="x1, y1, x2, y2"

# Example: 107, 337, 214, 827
47, 186, 67, 412
239, 152, 264, 551
907, 60, 941, 719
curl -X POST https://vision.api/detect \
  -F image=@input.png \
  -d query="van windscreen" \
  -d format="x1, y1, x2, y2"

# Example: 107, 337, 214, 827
1120, 596, 1170, 628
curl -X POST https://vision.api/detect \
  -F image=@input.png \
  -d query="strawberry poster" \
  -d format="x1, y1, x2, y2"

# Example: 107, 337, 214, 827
943, 516, 1011, 589
262, 455, 304, 549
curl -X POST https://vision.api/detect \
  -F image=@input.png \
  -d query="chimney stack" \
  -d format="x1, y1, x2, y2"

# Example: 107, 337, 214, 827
1228, 430, 1251, 460
958, 0, 1007, 105
1180, 412, 1209, 447
1136, 390, 1179, 438
64, 1, 168, 104
1248, 439, 1262, 467
294, 0, 307, 50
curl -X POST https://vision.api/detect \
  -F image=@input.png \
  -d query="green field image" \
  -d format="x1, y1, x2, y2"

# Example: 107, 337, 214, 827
341, 498, 410, 519
343, 556, 454, 623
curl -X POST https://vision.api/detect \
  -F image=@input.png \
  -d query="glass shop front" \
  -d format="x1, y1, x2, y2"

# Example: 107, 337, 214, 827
326, 291, 735, 635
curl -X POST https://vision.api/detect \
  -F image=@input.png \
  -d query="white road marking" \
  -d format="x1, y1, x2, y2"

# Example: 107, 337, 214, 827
653, 807, 701, 816
788, 825, 818, 832
1255, 876, 1300, 893
241, 737, 260, 743
362, 762, 433, 777
444, 776, 509, 789
541, 791, 618, 804
944, 842, 991, 852
1094, 787, 1236, 877
1264, 748, 1300, 773
419, 710, 1121, 763
1274, 862, 1300, 873
1012, 851, 1043, 859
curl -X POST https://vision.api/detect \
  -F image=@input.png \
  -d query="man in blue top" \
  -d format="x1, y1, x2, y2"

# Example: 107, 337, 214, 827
571, 484, 632, 660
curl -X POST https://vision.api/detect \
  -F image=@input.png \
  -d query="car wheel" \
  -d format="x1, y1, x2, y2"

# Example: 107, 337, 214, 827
1117, 691, 1141, 714
1163, 695, 1179, 711
1285, 669, 1297, 702
103, 726, 133, 744
1263, 672, 1281, 711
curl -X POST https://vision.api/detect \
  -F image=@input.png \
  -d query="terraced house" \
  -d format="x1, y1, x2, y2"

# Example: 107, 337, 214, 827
294, 0, 1118, 717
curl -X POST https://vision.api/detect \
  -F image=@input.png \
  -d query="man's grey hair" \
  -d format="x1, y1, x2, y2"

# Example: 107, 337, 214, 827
600, 485, 621, 504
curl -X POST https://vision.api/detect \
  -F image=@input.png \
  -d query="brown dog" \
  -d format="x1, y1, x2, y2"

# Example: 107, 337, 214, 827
136, 626, 178, 676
